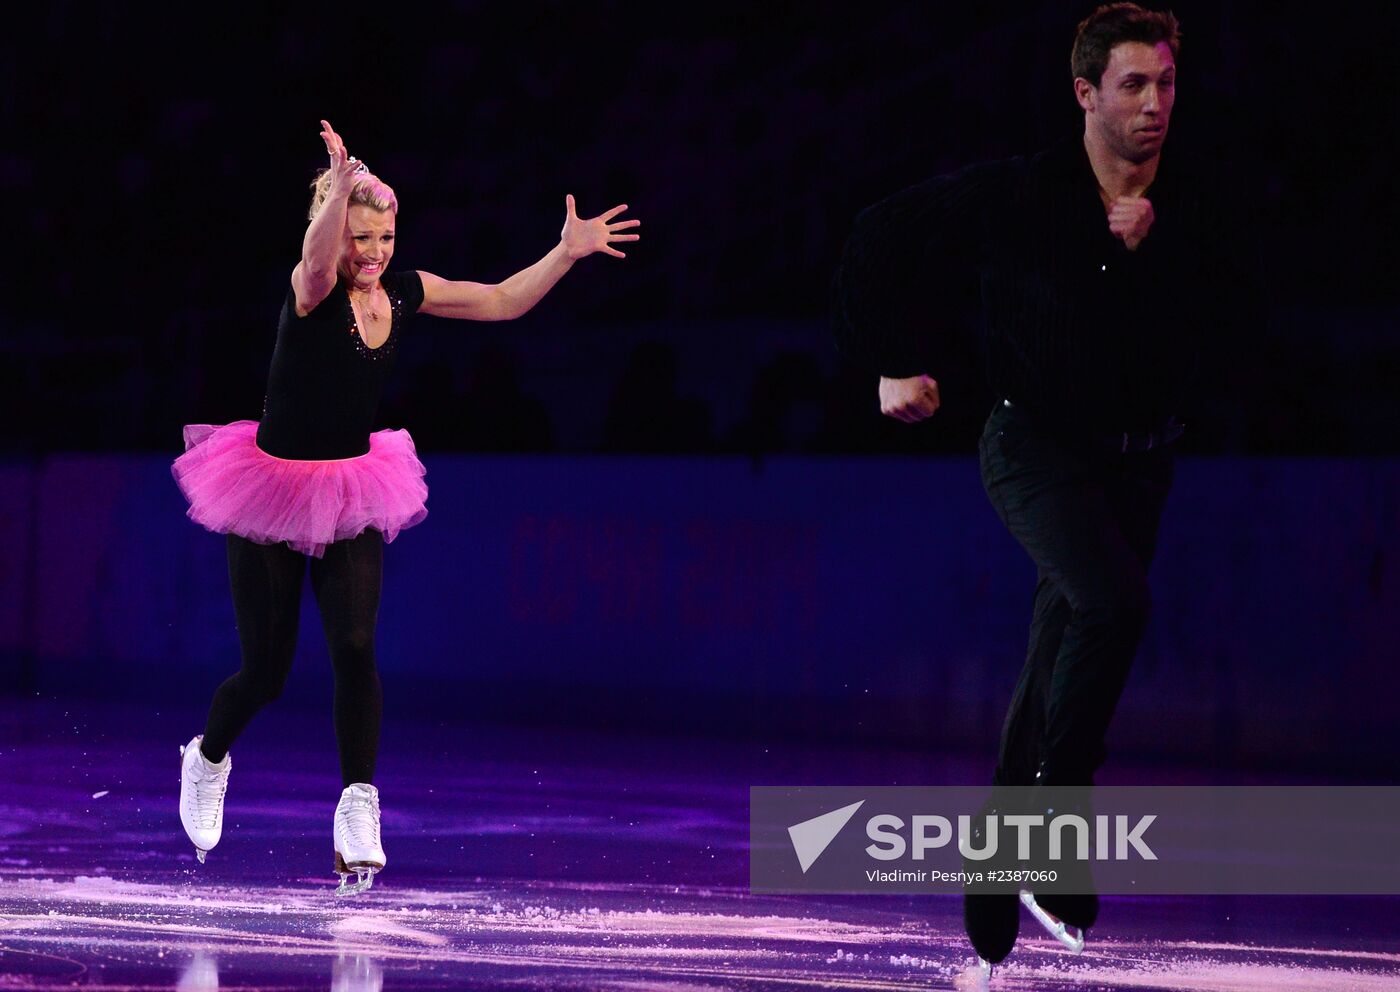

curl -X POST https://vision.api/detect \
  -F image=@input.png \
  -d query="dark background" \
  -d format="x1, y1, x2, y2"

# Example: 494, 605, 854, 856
2, 3, 1398, 780
6, 0, 1397, 457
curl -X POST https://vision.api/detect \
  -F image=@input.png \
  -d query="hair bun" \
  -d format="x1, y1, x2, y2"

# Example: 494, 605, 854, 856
307, 166, 398, 221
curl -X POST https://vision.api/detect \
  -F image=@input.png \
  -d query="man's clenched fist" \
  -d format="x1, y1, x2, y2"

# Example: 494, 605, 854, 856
879, 374, 941, 422
1107, 196, 1154, 251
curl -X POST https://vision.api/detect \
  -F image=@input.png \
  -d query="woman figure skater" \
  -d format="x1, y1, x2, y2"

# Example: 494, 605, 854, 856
171, 120, 639, 894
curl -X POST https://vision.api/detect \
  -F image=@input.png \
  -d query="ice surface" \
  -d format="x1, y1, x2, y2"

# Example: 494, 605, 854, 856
0, 698, 1396, 990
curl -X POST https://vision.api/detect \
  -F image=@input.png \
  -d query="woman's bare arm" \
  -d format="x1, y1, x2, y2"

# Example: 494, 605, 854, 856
419, 195, 639, 321
419, 243, 573, 321
291, 120, 357, 316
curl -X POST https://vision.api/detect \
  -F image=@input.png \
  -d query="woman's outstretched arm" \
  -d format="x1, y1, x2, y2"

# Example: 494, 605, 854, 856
291, 120, 357, 314
419, 195, 639, 321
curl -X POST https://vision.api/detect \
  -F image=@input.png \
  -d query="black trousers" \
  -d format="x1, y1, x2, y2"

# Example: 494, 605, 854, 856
200, 529, 385, 787
978, 401, 1175, 786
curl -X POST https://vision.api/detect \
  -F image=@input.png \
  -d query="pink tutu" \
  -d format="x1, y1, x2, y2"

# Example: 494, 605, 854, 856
172, 420, 428, 557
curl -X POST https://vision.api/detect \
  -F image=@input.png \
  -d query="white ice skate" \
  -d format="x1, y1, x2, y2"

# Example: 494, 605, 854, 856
333, 783, 386, 896
179, 735, 231, 864
1019, 889, 1086, 953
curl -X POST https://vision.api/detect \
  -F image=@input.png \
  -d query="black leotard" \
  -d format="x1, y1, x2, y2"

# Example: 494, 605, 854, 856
256, 270, 425, 460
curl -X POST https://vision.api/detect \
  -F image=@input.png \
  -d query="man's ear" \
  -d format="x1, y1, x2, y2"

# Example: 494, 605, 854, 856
1073, 77, 1096, 113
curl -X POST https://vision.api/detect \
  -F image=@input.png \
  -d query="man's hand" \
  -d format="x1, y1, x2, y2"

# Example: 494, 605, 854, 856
879, 374, 941, 422
1107, 196, 1154, 251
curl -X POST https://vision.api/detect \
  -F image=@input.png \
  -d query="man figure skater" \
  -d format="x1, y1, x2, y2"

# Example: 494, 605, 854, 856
835, 2, 1240, 967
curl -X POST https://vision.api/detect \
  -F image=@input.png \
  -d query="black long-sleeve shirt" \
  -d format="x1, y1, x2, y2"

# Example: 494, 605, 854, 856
834, 136, 1244, 436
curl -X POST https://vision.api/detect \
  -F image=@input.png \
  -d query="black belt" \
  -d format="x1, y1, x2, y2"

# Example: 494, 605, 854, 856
1002, 399, 1184, 454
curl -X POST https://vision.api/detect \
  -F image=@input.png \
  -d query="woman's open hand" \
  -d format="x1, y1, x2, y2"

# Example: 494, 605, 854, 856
319, 120, 358, 195
560, 195, 640, 260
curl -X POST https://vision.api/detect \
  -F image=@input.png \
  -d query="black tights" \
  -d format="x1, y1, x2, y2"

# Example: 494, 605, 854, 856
201, 530, 384, 786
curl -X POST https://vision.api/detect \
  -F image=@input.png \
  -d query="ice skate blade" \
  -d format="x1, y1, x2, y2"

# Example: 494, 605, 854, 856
1019, 889, 1085, 954
334, 852, 381, 897
195, 848, 207, 865
334, 868, 378, 897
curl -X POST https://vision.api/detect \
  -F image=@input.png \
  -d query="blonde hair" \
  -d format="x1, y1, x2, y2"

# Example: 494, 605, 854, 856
308, 164, 398, 220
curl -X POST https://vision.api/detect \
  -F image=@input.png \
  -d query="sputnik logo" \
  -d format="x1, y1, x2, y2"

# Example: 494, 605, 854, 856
788, 800, 865, 872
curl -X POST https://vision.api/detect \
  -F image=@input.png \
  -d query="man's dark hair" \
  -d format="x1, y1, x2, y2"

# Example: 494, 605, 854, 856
1071, 3, 1181, 87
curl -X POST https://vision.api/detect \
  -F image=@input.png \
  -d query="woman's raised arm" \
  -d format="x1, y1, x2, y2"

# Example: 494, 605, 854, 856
291, 120, 358, 315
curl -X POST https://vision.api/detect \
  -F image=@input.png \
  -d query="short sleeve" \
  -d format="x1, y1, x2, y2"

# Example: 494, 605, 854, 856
281, 278, 345, 321
280, 284, 301, 323
385, 269, 425, 315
